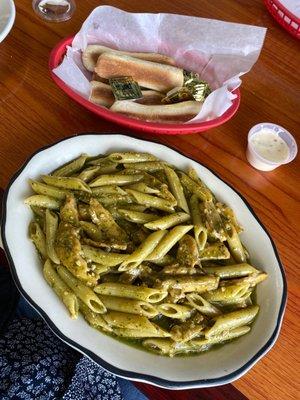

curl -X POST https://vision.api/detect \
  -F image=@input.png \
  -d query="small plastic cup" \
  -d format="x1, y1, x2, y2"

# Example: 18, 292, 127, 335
246, 123, 298, 171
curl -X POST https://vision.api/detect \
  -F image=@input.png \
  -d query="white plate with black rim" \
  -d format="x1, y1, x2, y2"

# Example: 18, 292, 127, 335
1, 133, 287, 389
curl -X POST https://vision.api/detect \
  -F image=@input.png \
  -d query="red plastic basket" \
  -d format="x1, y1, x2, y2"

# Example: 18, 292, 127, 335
264, 0, 300, 39
49, 36, 240, 136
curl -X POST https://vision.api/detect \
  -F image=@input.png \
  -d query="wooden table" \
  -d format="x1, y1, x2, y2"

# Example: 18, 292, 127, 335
0, 1, 299, 399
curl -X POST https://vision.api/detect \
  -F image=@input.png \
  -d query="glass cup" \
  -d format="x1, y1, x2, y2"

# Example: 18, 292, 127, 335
32, 0, 76, 22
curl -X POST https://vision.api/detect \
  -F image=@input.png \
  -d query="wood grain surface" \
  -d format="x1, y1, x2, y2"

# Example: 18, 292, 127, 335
0, 1, 299, 399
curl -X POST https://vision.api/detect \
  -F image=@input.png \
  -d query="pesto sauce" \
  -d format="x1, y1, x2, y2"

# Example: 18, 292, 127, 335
97, 290, 258, 357
102, 328, 248, 357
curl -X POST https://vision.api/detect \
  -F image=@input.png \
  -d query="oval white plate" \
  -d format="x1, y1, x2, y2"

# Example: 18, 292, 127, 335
1, 133, 287, 389
0, 0, 15, 43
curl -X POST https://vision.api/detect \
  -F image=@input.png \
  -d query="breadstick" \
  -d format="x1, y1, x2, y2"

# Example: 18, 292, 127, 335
82, 44, 176, 71
110, 100, 201, 123
89, 81, 115, 108
95, 53, 184, 92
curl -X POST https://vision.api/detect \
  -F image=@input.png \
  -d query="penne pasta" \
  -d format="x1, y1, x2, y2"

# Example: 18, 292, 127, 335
142, 338, 173, 354
125, 189, 175, 212
102, 311, 157, 331
203, 263, 260, 278
145, 325, 251, 356
142, 338, 187, 356
157, 275, 219, 293
158, 303, 192, 319
226, 224, 247, 263
199, 243, 230, 260
203, 284, 250, 302
191, 325, 251, 346
186, 293, 221, 316
125, 182, 160, 195
43, 259, 79, 319
87, 156, 111, 166
29, 180, 69, 200
107, 203, 148, 218
29, 221, 47, 259
95, 282, 168, 303
73, 190, 92, 204
164, 166, 189, 213
144, 212, 190, 230
157, 184, 177, 206
113, 326, 170, 338
150, 254, 175, 266
119, 230, 167, 271
31, 205, 46, 218
89, 174, 143, 187
189, 194, 207, 251
57, 265, 106, 314
214, 292, 252, 307
82, 237, 127, 251
91, 185, 127, 195
82, 245, 129, 266
204, 305, 259, 338
51, 154, 88, 177
108, 152, 158, 164
146, 225, 193, 261
26, 150, 266, 356
161, 263, 198, 275
117, 209, 158, 224
25, 195, 61, 210
177, 171, 212, 202
153, 169, 169, 185
79, 300, 112, 332
45, 209, 60, 264
187, 167, 213, 200
93, 263, 112, 275
99, 295, 158, 318
42, 175, 92, 193
219, 272, 268, 288
76, 166, 102, 182
94, 194, 133, 207
124, 161, 166, 171
79, 221, 103, 241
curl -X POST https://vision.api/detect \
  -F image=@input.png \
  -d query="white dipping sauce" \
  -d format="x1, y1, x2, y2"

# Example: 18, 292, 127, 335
250, 128, 289, 163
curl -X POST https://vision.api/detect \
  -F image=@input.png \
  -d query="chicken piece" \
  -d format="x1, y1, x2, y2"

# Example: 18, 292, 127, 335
55, 221, 90, 282
118, 264, 151, 284
89, 198, 128, 244
176, 234, 199, 268
78, 203, 91, 221
170, 312, 205, 342
82, 237, 127, 251
60, 194, 79, 225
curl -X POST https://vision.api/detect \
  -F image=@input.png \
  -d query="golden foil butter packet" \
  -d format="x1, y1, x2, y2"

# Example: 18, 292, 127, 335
186, 81, 211, 102
162, 86, 194, 104
109, 76, 143, 101
162, 71, 211, 104
183, 70, 211, 103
